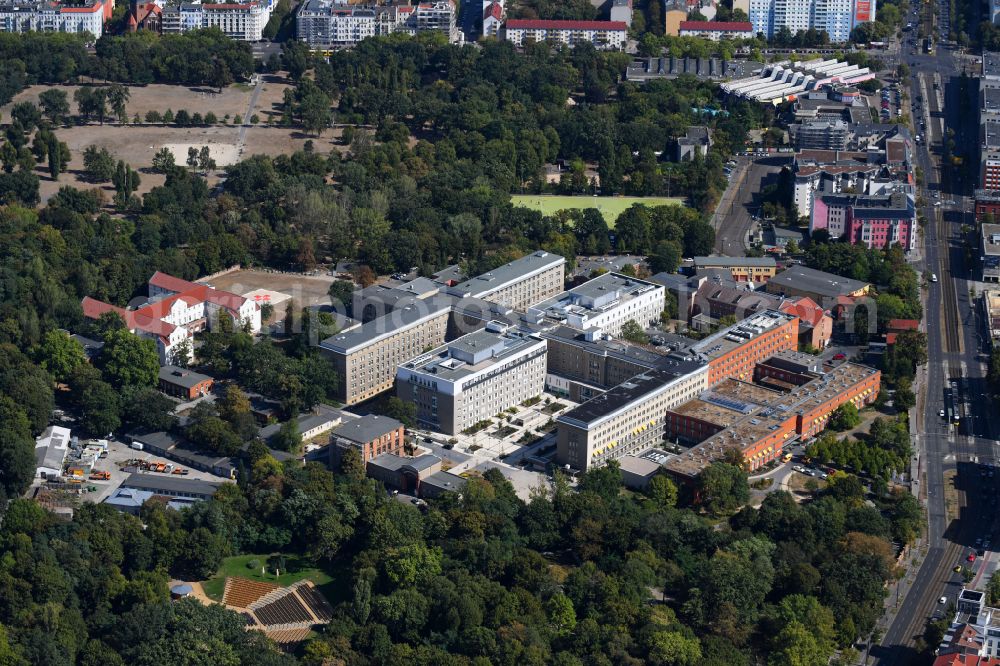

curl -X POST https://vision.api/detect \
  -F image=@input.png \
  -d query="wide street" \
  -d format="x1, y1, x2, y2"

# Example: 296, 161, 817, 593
872, 28, 1000, 665
712, 155, 789, 255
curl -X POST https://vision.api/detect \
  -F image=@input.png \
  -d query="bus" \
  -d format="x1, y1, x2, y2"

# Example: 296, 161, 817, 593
944, 388, 955, 425
924, 38, 933, 54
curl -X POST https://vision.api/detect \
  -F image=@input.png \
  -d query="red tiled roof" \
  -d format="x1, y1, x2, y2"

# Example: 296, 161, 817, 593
505, 19, 627, 30
933, 655, 1000, 666
780, 296, 827, 328
150, 271, 199, 294
83, 273, 253, 340
679, 20, 753, 31
484, 2, 502, 20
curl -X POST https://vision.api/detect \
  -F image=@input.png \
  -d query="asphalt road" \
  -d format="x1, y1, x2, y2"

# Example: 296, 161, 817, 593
712, 156, 789, 255
872, 26, 999, 665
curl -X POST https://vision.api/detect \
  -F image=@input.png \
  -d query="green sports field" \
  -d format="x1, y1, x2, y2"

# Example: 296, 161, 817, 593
510, 195, 685, 227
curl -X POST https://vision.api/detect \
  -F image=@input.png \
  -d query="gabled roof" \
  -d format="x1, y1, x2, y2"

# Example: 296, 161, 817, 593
484, 1, 502, 20
150, 271, 199, 294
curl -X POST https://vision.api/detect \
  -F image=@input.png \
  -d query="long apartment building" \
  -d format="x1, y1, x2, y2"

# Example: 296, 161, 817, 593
503, 19, 627, 50
396, 322, 547, 434
82, 272, 261, 365
319, 251, 565, 405
295, 0, 457, 48
526, 272, 665, 338
157, 1, 272, 39
554, 310, 800, 472
747, 0, 874, 42
0, 0, 107, 37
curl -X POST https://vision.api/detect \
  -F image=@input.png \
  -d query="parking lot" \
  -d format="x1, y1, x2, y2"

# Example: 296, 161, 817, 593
41, 436, 233, 504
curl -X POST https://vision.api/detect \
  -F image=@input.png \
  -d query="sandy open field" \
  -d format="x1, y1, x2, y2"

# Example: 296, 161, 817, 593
7, 77, 349, 204
3, 82, 261, 122
202, 269, 337, 309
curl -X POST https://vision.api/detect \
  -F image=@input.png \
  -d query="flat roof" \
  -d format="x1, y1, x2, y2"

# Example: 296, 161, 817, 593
559, 364, 706, 428
766, 265, 869, 298
331, 414, 402, 444
688, 309, 797, 362
120, 473, 223, 496
400, 326, 545, 383
665, 361, 878, 477
984, 52, 1000, 80
618, 455, 663, 477
529, 272, 661, 323
542, 325, 666, 369
447, 251, 564, 300
367, 452, 439, 472
420, 470, 466, 493
320, 294, 454, 354
983, 224, 1000, 257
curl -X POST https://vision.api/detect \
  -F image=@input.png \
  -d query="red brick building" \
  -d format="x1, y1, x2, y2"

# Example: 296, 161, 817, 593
158, 366, 213, 400
330, 414, 405, 464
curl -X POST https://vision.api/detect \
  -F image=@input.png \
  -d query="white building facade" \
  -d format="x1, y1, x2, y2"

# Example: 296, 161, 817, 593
0, 1, 105, 38
396, 324, 547, 434
503, 19, 627, 50
747, 0, 874, 42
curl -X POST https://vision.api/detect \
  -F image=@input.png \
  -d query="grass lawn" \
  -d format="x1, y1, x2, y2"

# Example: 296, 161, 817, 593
510, 195, 685, 226
201, 553, 337, 603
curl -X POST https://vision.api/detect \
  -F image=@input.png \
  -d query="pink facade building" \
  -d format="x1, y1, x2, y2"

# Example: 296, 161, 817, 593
810, 191, 915, 251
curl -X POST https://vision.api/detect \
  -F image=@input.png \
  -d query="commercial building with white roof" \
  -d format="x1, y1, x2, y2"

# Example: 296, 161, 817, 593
720, 59, 875, 105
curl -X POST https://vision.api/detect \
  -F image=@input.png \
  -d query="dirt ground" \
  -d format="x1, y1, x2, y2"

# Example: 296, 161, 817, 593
203, 269, 337, 308
3, 82, 260, 121
10, 78, 349, 204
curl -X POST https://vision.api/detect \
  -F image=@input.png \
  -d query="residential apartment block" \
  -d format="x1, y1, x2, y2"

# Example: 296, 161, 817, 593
678, 20, 753, 40
526, 272, 665, 338
82, 271, 261, 365
810, 190, 916, 250
747, 0, 874, 42
503, 19, 628, 50
396, 323, 547, 434
202, 2, 270, 40
296, 1, 376, 47
295, 0, 458, 48
0, 0, 107, 38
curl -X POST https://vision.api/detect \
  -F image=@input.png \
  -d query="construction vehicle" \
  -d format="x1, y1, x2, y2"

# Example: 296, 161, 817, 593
88, 471, 111, 481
